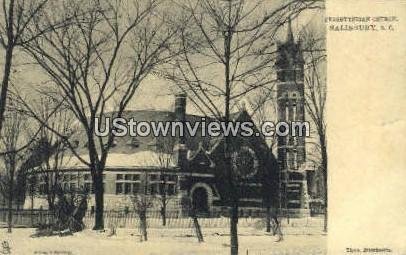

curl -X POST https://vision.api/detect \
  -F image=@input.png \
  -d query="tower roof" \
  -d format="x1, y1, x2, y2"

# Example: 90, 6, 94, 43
275, 18, 304, 68
286, 18, 295, 44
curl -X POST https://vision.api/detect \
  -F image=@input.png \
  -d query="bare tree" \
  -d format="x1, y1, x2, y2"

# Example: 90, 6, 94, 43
154, 136, 175, 226
0, 103, 26, 233
25, 96, 75, 212
300, 26, 327, 231
151, 135, 204, 242
185, 160, 204, 242
0, 0, 70, 134
161, 1, 322, 253
52, 186, 89, 234
246, 90, 283, 235
130, 172, 154, 242
19, 0, 186, 230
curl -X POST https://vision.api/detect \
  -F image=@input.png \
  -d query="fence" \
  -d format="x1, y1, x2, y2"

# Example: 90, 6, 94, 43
83, 211, 233, 229
0, 208, 324, 235
0, 209, 55, 227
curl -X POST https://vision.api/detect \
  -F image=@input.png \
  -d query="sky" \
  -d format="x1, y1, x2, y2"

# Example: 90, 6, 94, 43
0, 1, 325, 117
123, 7, 324, 116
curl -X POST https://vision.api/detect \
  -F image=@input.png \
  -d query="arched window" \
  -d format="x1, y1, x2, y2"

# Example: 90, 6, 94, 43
292, 103, 297, 121
292, 152, 298, 170
285, 102, 290, 121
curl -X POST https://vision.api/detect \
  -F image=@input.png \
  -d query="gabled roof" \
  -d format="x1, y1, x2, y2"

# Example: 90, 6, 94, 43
60, 108, 268, 169
70, 110, 217, 155
52, 151, 175, 170
188, 142, 215, 168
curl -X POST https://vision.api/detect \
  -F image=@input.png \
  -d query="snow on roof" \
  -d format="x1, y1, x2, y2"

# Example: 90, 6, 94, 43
55, 151, 175, 170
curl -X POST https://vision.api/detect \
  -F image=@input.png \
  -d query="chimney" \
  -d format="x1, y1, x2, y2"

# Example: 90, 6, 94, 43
173, 93, 187, 169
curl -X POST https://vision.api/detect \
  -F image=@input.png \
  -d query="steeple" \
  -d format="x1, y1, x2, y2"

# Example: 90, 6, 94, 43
276, 15, 308, 212
286, 17, 294, 44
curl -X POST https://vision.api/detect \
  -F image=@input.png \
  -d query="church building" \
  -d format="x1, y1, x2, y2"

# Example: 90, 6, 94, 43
25, 22, 315, 217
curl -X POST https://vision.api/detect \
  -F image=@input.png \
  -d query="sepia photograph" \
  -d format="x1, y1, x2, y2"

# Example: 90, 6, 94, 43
0, 0, 404, 254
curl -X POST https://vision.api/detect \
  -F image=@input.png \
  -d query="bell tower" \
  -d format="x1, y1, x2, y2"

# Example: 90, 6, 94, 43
275, 20, 309, 214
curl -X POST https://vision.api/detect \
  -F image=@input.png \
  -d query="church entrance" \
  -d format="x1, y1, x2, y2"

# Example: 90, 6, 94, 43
192, 187, 209, 214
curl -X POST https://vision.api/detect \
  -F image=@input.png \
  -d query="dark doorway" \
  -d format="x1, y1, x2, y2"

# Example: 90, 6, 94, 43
192, 187, 209, 214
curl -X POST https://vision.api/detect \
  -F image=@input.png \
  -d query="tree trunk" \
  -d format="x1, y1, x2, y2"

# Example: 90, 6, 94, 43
7, 178, 14, 233
273, 215, 283, 241
320, 132, 328, 233
224, 136, 238, 254
0, 0, 15, 134
185, 179, 203, 242
139, 210, 148, 241
223, 26, 238, 254
31, 193, 34, 226
191, 208, 204, 242
93, 171, 104, 230
322, 157, 327, 233
46, 180, 55, 212
265, 206, 271, 233
161, 203, 166, 226
230, 203, 239, 255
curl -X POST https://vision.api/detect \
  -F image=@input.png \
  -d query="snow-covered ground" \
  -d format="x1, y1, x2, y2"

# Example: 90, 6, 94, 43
0, 227, 326, 255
